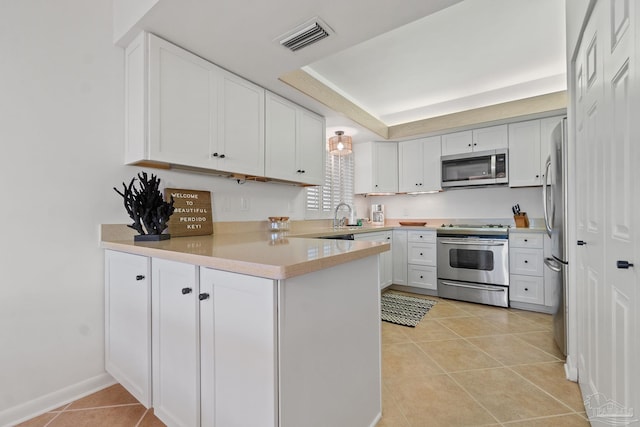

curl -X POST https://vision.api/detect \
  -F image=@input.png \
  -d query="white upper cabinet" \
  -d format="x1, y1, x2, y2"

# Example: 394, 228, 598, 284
398, 136, 441, 193
126, 32, 265, 176
441, 125, 508, 156
355, 141, 398, 194
265, 92, 325, 185
509, 116, 563, 187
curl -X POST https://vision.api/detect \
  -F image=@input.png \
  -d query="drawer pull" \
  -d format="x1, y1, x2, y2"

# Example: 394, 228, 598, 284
524, 260, 528, 263
524, 288, 529, 291
524, 239, 528, 242
419, 275, 423, 279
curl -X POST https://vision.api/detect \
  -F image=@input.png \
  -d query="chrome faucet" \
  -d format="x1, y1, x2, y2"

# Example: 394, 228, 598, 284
333, 202, 353, 228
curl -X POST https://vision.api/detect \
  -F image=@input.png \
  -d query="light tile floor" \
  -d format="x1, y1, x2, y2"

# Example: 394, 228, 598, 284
16, 292, 587, 427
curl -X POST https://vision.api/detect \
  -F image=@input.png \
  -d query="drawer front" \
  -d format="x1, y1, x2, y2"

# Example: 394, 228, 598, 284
408, 243, 436, 266
407, 230, 436, 243
510, 274, 544, 304
510, 248, 543, 276
509, 233, 544, 249
408, 265, 437, 290
354, 231, 391, 242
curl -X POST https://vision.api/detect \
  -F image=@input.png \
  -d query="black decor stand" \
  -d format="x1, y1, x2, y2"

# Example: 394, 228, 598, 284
134, 234, 171, 242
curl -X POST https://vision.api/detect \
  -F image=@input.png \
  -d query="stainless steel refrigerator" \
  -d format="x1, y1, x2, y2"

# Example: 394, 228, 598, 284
543, 117, 568, 355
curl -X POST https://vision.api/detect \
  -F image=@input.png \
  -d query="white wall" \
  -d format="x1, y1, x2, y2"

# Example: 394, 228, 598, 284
355, 185, 543, 224
0, 1, 305, 424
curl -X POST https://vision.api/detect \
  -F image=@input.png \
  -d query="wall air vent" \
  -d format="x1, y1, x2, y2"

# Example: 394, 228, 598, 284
278, 17, 334, 52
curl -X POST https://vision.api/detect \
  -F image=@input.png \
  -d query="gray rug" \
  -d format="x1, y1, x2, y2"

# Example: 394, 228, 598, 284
381, 292, 437, 327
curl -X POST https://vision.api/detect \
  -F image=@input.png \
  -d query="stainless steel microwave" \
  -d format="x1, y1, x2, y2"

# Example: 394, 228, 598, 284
441, 148, 508, 188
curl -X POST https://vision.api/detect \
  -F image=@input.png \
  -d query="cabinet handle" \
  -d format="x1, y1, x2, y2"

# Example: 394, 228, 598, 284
219, 154, 226, 159
420, 253, 423, 256
524, 260, 528, 263
387, 236, 391, 240
135, 275, 145, 281
375, 184, 379, 187
524, 239, 528, 242
473, 143, 477, 146
468, 143, 472, 147
181, 287, 192, 295
199, 293, 210, 301
300, 170, 305, 173
525, 287, 529, 291
577, 240, 587, 246
419, 275, 424, 279
617, 260, 634, 269
535, 175, 539, 178
297, 169, 302, 173
211, 152, 219, 157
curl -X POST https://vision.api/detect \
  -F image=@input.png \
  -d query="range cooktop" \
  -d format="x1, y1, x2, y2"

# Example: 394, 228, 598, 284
437, 223, 510, 237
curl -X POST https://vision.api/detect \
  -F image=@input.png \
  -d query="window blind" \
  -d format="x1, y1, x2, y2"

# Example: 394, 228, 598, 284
306, 151, 354, 216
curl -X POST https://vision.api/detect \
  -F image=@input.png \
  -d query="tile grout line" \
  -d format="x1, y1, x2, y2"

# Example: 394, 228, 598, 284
43, 401, 73, 427
54, 403, 144, 412
411, 319, 504, 426
134, 407, 150, 427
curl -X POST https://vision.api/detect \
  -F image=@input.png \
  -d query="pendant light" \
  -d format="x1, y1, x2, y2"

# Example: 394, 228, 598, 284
328, 130, 353, 155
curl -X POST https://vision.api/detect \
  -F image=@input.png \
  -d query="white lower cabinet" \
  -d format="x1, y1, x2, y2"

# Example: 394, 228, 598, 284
199, 268, 277, 427
150, 259, 277, 427
406, 230, 437, 291
152, 258, 200, 427
104, 250, 152, 408
392, 230, 408, 285
355, 231, 392, 288
509, 232, 551, 310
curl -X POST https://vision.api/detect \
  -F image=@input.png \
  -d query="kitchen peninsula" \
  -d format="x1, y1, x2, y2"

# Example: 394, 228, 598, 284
101, 225, 388, 427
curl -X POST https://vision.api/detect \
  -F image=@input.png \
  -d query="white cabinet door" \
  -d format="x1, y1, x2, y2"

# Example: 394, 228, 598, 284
441, 130, 472, 155
539, 116, 563, 180
373, 143, 398, 193
398, 139, 423, 193
398, 136, 441, 193
148, 33, 218, 168
509, 120, 542, 187
216, 71, 265, 175
200, 268, 277, 427
392, 230, 408, 285
473, 124, 508, 151
422, 136, 442, 192
104, 250, 152, 408
354, 231, 392, 288
355, 142, 398, 194
152, 259, 200, 427
297, 108, 325, 185
265, 92, 298, 182
265, 92, 324, 185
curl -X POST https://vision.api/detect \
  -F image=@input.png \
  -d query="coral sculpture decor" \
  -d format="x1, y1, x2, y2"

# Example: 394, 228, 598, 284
114, 172, 175, 241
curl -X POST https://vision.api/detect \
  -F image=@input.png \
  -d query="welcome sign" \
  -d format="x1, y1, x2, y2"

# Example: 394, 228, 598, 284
164, 188, 213, 237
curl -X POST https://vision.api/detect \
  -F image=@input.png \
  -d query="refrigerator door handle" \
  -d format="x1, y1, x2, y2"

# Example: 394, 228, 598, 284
542, 156, 553, 236
544, 257, 562, 272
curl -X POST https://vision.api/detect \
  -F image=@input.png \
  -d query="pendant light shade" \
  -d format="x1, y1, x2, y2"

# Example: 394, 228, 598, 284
328, 130, 353, 156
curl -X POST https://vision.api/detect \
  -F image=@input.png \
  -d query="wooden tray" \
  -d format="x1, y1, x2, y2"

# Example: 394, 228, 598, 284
399, 221, 427, 226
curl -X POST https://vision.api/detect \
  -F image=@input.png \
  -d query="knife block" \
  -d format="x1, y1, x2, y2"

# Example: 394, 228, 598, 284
514, 213, 529, 228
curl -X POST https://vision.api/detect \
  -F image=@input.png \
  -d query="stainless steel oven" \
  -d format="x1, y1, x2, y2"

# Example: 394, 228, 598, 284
437, 225, 509, 307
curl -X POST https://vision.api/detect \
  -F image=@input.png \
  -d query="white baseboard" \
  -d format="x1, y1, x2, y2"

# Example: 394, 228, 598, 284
0, 372, 116, 427
564, 354, 578, 382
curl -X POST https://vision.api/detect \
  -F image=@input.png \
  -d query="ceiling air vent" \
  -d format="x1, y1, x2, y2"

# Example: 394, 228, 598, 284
278, 17, 334, 52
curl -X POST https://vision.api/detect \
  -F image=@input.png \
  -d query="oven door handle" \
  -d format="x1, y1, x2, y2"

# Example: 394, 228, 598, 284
438, 240, 505, 246
440, 281, 506, 292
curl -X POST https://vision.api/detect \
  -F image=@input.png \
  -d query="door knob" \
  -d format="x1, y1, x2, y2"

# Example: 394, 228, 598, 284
577, 240, 587, 246
617, 260, 634, 269
135, 275, 145, 281
199, 293, 210, 301
181, 287, 192, 295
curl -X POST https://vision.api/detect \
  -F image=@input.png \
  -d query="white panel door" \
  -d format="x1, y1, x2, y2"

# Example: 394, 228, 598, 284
575, 1, 639, 423
104, 250, 151, 408
603, 0, 638, 419
508, 120, 542, 187
152, 259, 200, 427
297, 108, 325, 185
216, 71, 265, 175
148, 34, 217, 168
473, 124, 508, 151
200, 268, 277, 427
398, 138, 424, 193
264, 92, 298, 182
